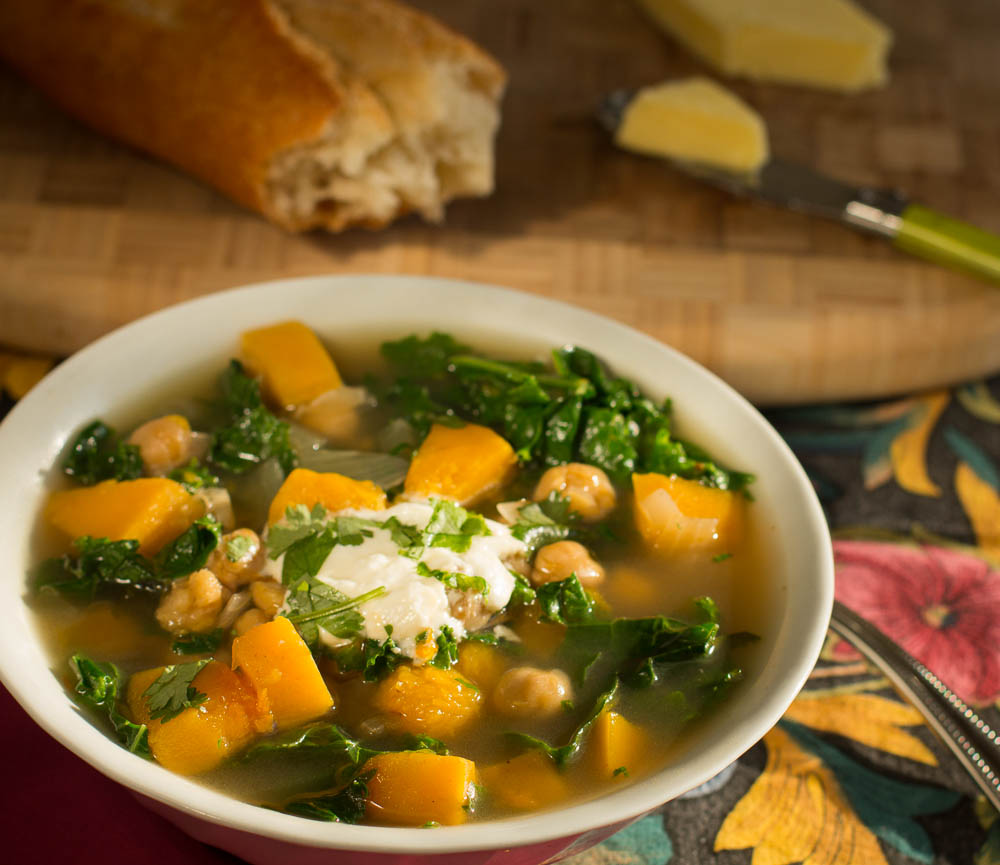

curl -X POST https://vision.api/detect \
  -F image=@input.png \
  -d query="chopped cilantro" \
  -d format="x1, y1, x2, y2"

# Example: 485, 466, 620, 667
141, 659, 211, 723
226, 533, 255, 562
415, 561, 488, 596
429, 625, 459, 669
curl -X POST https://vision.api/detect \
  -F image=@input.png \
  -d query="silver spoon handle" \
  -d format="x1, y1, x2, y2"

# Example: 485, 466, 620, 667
828, 600, 1000, 811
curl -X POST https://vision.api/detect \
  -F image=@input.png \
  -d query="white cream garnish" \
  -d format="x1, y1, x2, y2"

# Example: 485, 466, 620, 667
267, 500, 524, 659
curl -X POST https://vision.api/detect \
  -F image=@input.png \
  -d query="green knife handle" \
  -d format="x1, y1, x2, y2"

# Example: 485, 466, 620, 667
894, 203, 1000, 284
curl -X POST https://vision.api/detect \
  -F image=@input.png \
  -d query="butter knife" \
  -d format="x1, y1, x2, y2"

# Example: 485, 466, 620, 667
599, 90, 1000, 285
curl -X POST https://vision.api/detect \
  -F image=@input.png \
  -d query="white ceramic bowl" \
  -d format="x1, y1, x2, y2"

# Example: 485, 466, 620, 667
0, 275, 833, 865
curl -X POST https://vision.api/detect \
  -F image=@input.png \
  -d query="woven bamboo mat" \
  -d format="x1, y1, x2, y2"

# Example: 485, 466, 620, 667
1, 0, 999, 404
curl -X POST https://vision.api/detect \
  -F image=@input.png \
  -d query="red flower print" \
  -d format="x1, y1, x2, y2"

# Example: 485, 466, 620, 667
834, 540, 1000, 706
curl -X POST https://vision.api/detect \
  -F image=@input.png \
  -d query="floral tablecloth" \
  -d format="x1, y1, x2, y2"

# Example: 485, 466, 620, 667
1, 371, 998, 865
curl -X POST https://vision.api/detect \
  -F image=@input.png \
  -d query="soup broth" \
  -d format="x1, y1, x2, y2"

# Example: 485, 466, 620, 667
28, 323, 772, 826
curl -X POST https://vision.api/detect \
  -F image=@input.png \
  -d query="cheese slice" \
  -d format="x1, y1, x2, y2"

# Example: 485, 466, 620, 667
636, 0, 892, 92
615, 77, 768, 174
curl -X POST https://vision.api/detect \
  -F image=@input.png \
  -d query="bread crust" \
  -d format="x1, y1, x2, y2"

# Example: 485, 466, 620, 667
0, 0, 503, 231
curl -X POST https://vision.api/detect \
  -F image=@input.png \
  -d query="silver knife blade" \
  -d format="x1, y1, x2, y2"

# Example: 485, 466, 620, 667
598, 89, 908, 238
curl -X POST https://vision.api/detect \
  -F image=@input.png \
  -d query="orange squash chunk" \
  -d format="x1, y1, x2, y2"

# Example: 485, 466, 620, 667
267, 468, 387, 525
46, 477, 205, 555
372, 664, 482, 739
230, 616, 334, 730
403, 422, 517, 506
241, 320, 343, 409
632, 472, 744, 555
127, 661, 273, 775
365, 751, 477, 826
455, 641, 509, 695
480, 751, 570, 811
589, 708, 650, 780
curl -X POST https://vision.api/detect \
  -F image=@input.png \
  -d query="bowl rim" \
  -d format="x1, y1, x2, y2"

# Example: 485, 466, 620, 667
0, 274, 834, 854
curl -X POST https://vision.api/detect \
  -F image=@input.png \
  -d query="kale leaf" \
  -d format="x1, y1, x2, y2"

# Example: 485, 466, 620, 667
71, 654, 150, 758
536, 575, 596, 626
374, 334, 753, 493
141, 659, 211, 722
62, 420, 143, 485
33, 536, 162, 601
507, 677, 619, 767
283, 772, 374, 824
209, 360, 297, 476
155, 516, 221, 580
170, 629, 225, 656
332, 627, 403, 682
168, 459, 220, 492
429, 625, 460, 669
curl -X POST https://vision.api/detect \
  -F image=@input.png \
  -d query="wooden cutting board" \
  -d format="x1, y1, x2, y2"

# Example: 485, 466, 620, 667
1, 0, 999, 405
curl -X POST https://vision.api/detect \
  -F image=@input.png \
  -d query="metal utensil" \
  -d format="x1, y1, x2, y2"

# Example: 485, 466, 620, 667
599, 90, 1000, 285
829, 600, 1000, 810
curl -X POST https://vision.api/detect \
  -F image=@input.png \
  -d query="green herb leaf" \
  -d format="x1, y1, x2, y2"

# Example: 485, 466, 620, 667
283, 771, 374, 824
423, 499, 491, 553
429, 625, 460, 669
507, 677, 619, 766
141, 659, 211, 723
536, 575, 596, 626
156, 516, 221, 580
333, 628, 403, 682
283, 580, 381, 648
209, 360, 297, 476
168, 459, 220, 492
33, 536, 162, 601
415, 561, 489, 596
406, 734, 450, 754
170, 629, 225, 656
509, 493, 576, 556
507, 571, 537, 607
71, 654, 150, 758
268, 503, 330, 557
381, 332, 471, 378
63, 420, 143, 485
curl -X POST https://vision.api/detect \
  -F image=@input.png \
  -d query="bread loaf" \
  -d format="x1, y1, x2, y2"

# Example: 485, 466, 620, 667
0, 0, 506, 231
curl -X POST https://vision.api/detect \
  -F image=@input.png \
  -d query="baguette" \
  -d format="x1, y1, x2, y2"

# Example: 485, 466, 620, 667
0, 0, 506, 231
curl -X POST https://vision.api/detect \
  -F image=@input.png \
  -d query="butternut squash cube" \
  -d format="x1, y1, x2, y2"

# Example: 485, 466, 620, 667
455, 641, 509, 695
127, 661, 273, 775
230, 616, 334, 730
372, 664, 482, 739
632, 472, 744, 555
241, 320, 343, 409
267, 468, 387, 525
46, 477, 205, 555
404, 422, 517, 506
365, 751, 477, 826
480, 751, 570, 811
589, 708, 649, 780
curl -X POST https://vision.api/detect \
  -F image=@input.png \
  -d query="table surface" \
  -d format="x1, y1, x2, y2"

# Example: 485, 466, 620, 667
2, 0, 1000, 403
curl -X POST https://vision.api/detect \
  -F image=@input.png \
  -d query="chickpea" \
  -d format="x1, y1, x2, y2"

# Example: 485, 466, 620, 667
208, 528, 266, 590
531, 540, 605, 588
533, 463, 616, 522
492, 666, 573, 718
155, 568, 226, 634
127, 414, 196, 476
233, 608, 268, 636
250, 579, 286, 618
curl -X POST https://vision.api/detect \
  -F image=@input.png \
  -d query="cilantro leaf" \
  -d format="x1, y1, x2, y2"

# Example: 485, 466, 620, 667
423, 499, 491, 553
509, 493, 575, 556
429, 625, 459, 669
267, 504, 329, 558
283, 581, 384, 648
415, 561, 488, 596
33, 536, 162, 601
141, 659, 211, 723
155, 516, 221, 580
71, 654, 150, 758
63, 420, 142, 485
226, 533, 255, 562
209, 360, 297, 476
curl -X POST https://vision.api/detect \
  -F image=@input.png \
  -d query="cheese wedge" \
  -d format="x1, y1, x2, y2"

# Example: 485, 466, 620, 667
615, 77, 768, 174
636, 0, 892, 92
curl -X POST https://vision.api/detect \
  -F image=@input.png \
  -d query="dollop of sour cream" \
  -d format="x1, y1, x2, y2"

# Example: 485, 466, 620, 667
265, 500, 525, 659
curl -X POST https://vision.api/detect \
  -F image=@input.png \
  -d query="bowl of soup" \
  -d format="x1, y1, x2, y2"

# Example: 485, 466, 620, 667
0, 275, 832, 865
